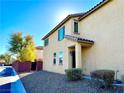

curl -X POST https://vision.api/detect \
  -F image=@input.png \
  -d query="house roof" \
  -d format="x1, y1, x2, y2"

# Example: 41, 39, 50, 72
42, 13, 85, 40
78, 0, 110, 21
42, 0, 110, 40
35, 46, 43, 50
65, 35, 94, 44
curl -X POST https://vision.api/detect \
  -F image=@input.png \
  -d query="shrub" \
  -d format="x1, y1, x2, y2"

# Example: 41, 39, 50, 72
91, 70, 115, 88
65, 68, 82, 81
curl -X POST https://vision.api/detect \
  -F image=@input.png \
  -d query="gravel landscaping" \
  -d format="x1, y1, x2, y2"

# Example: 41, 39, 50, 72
19, 71, 123, 93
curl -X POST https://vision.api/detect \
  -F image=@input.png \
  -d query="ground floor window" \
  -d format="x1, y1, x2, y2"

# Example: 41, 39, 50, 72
53, 52, 56, 64
59, 51, 63, 65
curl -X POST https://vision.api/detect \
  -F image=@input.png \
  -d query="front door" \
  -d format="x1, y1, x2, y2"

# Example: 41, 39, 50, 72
72, 51, 76, 68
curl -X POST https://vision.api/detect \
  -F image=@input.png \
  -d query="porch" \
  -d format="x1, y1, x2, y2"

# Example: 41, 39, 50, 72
65, 35, 94, 69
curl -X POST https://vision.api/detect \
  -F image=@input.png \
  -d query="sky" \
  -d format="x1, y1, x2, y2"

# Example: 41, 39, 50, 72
0, 0, 102, 54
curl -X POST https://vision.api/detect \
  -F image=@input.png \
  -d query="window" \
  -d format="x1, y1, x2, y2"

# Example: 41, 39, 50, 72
59, 51, 63, 64
44, 38, 49, 46
74, 21, 78, 33
58, 26, 65, 41
53, 52, 56, 64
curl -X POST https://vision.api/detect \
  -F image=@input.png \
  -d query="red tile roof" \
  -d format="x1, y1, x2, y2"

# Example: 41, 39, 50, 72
65, 35, 94, 44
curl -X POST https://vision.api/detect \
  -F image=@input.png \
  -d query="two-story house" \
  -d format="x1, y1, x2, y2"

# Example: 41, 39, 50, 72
42, 0, 124, 79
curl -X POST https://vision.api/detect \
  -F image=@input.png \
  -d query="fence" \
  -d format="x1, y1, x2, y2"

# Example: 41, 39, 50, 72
12, 60, 43, 73
36, 61, 43, 71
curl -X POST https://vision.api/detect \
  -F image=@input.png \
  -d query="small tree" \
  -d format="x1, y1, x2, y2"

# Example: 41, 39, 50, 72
19, 45, 35, 62
9, 32, 35, 62
0, 54, 5, 59
9, 32, 23, 55
0, 53, 12, 64
19, 35, 35, 62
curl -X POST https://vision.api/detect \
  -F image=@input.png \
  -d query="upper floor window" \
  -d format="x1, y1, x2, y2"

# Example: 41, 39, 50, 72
44, 38, 49, 46
74, 21, 78, 33
58, 26, 65, 41
53, 52, 56, 64
59, 51, 63, 65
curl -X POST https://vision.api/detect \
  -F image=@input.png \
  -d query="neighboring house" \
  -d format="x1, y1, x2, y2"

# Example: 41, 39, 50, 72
35, 46, 43, 61
0, 59, 5, 65
42, 0, 124, 79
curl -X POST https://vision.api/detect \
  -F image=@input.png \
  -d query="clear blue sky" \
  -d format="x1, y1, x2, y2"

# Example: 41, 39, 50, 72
0, 0, 102, 54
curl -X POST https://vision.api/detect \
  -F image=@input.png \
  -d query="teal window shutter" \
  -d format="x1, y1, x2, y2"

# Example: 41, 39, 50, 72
58, 26, 65, 41
44, 38, 49, 46
74, 22, 78, 33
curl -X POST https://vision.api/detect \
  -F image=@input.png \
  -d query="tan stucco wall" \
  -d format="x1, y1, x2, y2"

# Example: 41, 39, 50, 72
43, 0, 124, 79
43, 19, 77, 74
79, 0, 124, 79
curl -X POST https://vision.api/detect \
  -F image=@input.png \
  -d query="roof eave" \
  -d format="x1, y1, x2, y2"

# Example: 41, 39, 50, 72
65, 35, 94, 44
42, 15, 71, 40
42, 0, 111, 40
42, 13, 85, 40
79, 0, 111, 21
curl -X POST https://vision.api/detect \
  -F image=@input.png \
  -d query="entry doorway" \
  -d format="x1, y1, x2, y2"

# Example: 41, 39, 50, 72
71, 51, 76, 68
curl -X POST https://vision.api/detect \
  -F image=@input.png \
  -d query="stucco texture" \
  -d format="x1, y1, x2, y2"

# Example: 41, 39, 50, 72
43, 0, 124, 79
79, 0, 124, 79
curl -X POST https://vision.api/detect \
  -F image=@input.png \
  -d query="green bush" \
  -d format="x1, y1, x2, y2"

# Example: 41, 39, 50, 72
91, 70, 115, 87
65, 68, 82, 81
